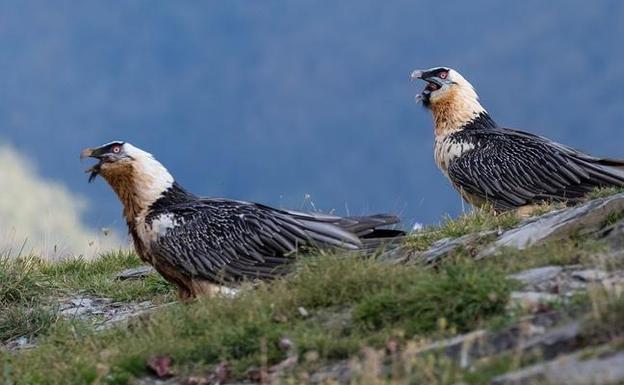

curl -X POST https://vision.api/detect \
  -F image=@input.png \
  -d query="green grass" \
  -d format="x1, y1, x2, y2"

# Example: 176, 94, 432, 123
0, 256, 55, 342
0, 251, 173, 343
0, 303, 57, 345
481, 238, 608, 273
0, 254, 514, 385
587, 186, 624, 200
352, 262, 510, 335
2, 199, 622, 384
581, 288, 624, 343
38, 251, 172, 302
404, 206, 520, 252
0, 255, 49, 304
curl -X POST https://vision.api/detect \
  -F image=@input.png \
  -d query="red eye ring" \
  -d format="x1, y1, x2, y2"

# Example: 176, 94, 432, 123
112, 146, 121, 154
439, 71, 447, 79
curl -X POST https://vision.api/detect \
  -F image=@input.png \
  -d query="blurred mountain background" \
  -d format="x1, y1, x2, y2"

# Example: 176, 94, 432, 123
0, 0, 622, 257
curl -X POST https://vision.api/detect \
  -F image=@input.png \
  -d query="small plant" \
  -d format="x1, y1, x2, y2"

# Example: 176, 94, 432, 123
0, 256, 55, 342
404, 206, 519, 252
39, 250, 173, 301
0, 255, 48, 304
587, 186, 624, 200
352, 261, 511, 335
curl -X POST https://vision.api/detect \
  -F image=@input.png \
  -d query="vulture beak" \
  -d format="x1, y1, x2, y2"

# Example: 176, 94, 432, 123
411, 69, 430, 103
410, 67, 450, 104
80, 146, 108, 182
410, 69, 424, 81
80, 141, 128, 182
80, 146, 110, 160
80, 147, 95, 161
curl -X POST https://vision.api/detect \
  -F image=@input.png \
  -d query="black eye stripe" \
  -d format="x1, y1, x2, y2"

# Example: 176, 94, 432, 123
422, 68, 449, 79
103, 142, 123, 154
436, 69, 448, 78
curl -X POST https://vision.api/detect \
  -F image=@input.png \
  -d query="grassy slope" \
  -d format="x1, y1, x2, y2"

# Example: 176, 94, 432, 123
0, 252, 173, 343
1, 196, 623, 385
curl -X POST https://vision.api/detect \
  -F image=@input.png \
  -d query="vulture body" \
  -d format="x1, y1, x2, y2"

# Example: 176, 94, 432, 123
411, 67, 624, 211
82, 142, 403, 298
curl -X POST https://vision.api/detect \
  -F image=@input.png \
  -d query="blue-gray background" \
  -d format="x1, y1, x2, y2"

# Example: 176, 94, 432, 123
1, 1, 623, 233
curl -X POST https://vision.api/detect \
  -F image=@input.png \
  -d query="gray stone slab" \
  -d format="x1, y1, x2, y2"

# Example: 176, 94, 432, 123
479, 193, 624, 258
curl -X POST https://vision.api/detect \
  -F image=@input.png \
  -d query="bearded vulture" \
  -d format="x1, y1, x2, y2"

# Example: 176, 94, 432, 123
81, 142, 404, 299
410, 66, 624, 212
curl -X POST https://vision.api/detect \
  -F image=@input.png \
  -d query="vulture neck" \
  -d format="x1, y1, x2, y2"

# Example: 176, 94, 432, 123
460, 111, 497, 131
431, 86, 489, 138
104, 160, 177, 228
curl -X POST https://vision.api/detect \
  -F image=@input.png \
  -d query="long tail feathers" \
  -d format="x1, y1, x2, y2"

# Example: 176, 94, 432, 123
338, 214, 406, 252
596, 158, 624, 171
281, 209, 404, 252
582, 158, 624, 186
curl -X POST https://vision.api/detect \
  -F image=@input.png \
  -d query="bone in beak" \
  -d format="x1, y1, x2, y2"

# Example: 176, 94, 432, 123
80, 148, 94, 161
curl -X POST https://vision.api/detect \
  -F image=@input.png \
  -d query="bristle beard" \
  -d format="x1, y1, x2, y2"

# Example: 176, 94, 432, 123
87, 164, 101, 183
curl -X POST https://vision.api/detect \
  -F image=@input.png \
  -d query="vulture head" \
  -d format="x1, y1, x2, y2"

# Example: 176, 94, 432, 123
410, 67, 486, 136
81, 141, 174, 219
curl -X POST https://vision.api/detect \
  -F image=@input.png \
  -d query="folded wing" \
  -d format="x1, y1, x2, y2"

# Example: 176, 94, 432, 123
447, 128, 624, 210
149, 199, 402, 283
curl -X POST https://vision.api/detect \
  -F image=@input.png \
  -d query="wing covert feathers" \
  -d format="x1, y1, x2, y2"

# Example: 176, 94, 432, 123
147, 199, 403, 284
446, 128, 624, 210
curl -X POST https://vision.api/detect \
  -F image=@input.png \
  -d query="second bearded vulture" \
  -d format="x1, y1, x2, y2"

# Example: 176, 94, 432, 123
411, 66, 624, 212
81, 142, 404, 299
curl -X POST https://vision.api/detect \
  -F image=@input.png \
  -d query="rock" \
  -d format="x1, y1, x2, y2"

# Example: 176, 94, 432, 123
382, 230, 497, 265
571, 269, 608, 282
55, 295, 174, 331
479, 193, 624, 258
601, 277, 624, 297
506, 265, 606, 297
308, 361, 352, 384
278, 338, 295, 352
268, 355, 299, 375
508, 266, 563, 286
406, 311, 575, 368
411, 330, 488, 368
519, 321, 584, 360
113, 265, 155, 280
59, 296, 114, 320
601, 219, 624, 249
2, 336, 36, 352
419, 231, 497, 264
218, 286, 240, 298
70, 297, 94, 307
509, 292, 559, 312
147, 355, 175, 378
297, 307, 309, 318
94, 301, 169, 330
60, 306, 91, 317
491, 348, 624, 385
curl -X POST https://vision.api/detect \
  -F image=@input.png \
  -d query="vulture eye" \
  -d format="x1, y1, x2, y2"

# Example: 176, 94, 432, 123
112, 146, 121, 154
439, 71, 448, 79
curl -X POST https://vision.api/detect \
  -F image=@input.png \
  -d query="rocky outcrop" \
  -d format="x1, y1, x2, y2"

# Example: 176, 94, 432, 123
386, 193, 624, 265
480, 193, 624, 257
492, 348, 624, 385
113, 266, 156, 280
2, 296, 172, 353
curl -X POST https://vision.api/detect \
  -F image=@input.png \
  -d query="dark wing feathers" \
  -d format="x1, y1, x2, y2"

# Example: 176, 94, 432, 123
148, 200, 402, 283
447, 128, 624, 210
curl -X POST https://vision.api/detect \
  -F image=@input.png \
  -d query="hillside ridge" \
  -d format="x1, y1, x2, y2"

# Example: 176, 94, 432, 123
2, 189, 624, 384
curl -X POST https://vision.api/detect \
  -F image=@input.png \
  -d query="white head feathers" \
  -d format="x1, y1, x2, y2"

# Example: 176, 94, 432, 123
413, 67, 487, 137
122, 143, 174, 210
